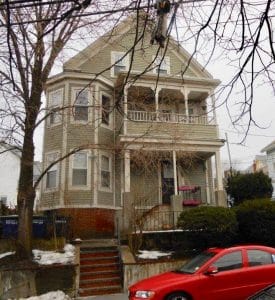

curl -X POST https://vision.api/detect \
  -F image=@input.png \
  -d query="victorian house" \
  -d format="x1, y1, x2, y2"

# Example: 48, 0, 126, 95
39, 15, 225, 238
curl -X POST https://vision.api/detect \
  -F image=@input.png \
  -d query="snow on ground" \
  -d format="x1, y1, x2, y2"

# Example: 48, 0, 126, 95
33, 244, 75, 265
18, 290, 70, 300
138, 250, 173, 259
0, 251, 15, 259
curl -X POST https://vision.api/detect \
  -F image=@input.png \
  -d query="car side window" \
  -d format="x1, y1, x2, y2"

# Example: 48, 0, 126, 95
213, 251, 242, 272
247, 250, 273, 267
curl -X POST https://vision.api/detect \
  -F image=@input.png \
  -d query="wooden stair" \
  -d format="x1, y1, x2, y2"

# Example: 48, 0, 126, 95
78, 241, 123, 297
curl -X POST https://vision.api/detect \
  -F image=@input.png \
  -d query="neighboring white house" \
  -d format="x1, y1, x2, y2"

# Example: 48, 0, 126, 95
0, 143, 42, 208
261, 141, 275, 199
0, 143, 21, 207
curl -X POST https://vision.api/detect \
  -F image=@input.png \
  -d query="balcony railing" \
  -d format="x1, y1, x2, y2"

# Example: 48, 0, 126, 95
127, 110, 215, 125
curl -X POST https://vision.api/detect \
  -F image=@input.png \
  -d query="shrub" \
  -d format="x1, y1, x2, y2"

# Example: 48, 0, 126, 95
234, 199, 275, 246
177, 206, 238, 250
226, 171, 273, 205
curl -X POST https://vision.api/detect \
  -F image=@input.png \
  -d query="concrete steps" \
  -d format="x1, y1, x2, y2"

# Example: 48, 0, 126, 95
78, 242, 122, 297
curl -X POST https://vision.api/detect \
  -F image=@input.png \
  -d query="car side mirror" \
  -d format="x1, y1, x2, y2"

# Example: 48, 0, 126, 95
204, 265, 218, 275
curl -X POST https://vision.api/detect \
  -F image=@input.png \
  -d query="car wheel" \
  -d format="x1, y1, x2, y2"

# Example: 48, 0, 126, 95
166, 292, 190, 300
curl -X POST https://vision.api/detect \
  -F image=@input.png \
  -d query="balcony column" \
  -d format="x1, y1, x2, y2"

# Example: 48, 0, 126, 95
205, 160, 210, 204
183, 88, 190, 121
173, 150, 178, 195
155, 87, 161, 112
123, 84, 129, 135
211, 93, 217, 124
124, 150, 130, 193
215, 150, 226, 207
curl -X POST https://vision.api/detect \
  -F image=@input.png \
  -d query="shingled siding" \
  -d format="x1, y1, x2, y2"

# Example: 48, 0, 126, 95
130, 166, 159, 207
127, 121, 218, 140
98, 127, 114, 146
78, 29, 195, 81
63, 190, 94, 206
98, 191, 114, 206
43, 126, 63, 153
41, 191, 61, 208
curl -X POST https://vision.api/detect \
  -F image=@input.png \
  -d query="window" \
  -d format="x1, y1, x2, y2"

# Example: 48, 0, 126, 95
48, 89, 63, 125
213, 251, 242, 272
45, 152, 59, 189
100, 154, 112, 189
73, 89, 89, 121
154, 56, 170, 75
0, 196, 7, 206
102, 95, 111, 126
72, 152, 88, 186
111, 51, 129, 76
247, 250, 273, 267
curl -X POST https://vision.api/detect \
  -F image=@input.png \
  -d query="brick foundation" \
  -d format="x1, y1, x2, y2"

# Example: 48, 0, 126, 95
56, 208, 115, 239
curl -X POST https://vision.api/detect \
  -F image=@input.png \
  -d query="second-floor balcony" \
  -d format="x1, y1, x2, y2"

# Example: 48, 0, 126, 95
127, 110, 216, 125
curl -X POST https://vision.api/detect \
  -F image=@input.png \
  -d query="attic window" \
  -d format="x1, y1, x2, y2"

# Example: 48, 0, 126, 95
111, 51, 129, 76
154, 56, 170, 75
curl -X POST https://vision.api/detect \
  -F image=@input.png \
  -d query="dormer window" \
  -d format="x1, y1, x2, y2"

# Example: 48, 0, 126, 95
111, 51, 129, 76
154, 56, 170, 75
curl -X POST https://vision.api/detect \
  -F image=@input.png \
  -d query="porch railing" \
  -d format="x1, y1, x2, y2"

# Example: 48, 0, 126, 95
127, 110, 215, 125
134, 209, 183, 232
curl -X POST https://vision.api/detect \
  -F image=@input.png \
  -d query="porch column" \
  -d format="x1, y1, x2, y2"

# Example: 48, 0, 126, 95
183, 88, 190, 119
124, 150, 130, 193
204, 160, 210, 205
215, 150, 226, 206
211, 93, 217, 124
173, 150, 178, 195
123, 84, 129, 135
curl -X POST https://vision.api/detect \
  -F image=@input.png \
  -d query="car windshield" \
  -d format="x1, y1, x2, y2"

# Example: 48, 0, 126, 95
175, 251, 216, 274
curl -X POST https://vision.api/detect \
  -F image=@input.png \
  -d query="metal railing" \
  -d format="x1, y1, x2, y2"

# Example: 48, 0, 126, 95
134, 209, 183, 232
127, 110, 215, 125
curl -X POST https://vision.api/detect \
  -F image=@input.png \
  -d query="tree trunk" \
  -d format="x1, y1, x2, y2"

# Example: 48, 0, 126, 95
16, 97, 40, 260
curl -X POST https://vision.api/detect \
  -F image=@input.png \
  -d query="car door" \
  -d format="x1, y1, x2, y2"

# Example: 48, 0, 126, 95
198, 250, 250, 300
240, 249, 275, 297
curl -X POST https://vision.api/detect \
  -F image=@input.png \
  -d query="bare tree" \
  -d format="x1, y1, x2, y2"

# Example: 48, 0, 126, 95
0, 0, 274, 261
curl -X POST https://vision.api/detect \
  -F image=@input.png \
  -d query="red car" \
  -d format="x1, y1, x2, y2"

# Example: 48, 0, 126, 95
128, 245, 275, 300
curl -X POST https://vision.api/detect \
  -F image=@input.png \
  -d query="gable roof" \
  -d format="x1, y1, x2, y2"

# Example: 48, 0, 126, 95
64, 13, 214, 79
261, 140, 275, 153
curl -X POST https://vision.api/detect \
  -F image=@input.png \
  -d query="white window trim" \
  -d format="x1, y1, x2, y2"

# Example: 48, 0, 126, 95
153, 55, 170, 75
47, 88, 63, 127
68, 150, 92, 190
44, 151, 60, 192
111, 51, 129, 77
100, 91, 113, 129
99, 151, 113, 192
71, 87, 91, 124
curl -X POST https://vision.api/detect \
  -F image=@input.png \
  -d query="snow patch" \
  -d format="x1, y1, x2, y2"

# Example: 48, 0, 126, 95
33, 244, 75, 265
0, 251, 15, 259
18, 290, 70, 300
138, 250, 173, 259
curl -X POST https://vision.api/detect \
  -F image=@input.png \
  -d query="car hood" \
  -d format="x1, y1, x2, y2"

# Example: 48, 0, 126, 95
130, 271, 194, 291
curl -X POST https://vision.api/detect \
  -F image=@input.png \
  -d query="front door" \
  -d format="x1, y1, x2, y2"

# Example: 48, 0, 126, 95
161, 161, 174, 204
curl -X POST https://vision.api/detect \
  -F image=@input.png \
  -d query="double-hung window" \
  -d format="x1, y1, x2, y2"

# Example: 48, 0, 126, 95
100, 154, 112, 190
111, 51, 129, 76
72, 152, 88, 186
102, 94, 112, 126
154, 56, 170, 75
45, 152, 59, 189
48, 89, 63, 125
73, 89, 89, 121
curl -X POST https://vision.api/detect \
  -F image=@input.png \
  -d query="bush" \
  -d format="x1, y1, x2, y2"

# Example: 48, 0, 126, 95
177, 206, 238, 250
226, 171, 273, 205
234, 199, 275, 246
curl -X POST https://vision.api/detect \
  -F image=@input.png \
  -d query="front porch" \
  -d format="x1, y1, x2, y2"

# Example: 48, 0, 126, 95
120, 150, 226, 233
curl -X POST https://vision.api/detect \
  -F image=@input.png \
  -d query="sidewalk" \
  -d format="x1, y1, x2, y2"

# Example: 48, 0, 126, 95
77, 293, 128, 300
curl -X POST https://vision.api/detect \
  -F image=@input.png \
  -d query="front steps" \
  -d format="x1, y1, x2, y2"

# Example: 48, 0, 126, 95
78, 240, 123, 297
